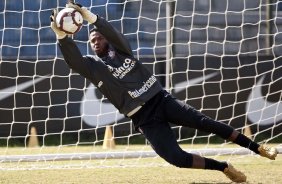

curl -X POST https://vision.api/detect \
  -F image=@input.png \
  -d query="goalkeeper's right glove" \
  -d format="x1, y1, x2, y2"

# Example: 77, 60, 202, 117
50, 9, 67, 40
66, 3, 97, 24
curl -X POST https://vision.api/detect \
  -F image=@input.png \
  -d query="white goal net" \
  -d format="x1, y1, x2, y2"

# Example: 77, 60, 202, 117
0, 0, 281, 170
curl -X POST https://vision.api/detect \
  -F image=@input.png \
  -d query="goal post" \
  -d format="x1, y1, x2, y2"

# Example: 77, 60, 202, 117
0, 0, 282, 170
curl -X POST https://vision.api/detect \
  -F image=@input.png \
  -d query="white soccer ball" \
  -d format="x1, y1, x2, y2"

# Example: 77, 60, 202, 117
56, 7, 83, 34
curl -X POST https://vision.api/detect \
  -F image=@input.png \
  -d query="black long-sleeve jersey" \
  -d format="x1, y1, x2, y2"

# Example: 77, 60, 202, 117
58, 17, 162, 116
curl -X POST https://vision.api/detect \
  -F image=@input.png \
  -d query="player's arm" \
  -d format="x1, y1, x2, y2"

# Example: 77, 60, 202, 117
94, 17, 134, 56
58, 37, 92, 78
67, 3, 134, 56
50, 9, 92, 79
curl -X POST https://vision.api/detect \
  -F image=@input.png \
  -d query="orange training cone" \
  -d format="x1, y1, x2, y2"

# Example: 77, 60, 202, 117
28, 126, 39, 147
103, 126, 115, 149
243, 125, 252, 139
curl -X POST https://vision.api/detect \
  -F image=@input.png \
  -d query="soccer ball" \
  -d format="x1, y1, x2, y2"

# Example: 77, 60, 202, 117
56, 7, 83, 34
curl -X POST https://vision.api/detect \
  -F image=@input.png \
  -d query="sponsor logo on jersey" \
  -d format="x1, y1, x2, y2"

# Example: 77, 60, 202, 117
128, 75, 157, 98
110, 58, 136, 79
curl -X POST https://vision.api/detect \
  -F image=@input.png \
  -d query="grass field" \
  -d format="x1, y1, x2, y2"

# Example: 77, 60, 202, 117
0, 145, 281, 183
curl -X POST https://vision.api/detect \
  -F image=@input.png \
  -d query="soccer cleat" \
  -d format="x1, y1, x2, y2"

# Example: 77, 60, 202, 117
258, 145, 278, 160
223, 164, 247, 183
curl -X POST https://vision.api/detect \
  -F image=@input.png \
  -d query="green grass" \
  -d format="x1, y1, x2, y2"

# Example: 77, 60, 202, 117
0, 155, 281, 183
0, 144, 281, 183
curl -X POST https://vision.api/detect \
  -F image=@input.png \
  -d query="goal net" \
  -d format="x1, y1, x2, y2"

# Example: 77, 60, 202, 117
0, 0, 281, 170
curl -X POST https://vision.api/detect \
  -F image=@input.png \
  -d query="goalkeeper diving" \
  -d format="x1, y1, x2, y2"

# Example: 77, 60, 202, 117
50, 3, 278, 183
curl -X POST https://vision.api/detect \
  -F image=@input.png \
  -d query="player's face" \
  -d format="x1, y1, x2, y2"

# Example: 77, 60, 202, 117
89, 31, 109, 57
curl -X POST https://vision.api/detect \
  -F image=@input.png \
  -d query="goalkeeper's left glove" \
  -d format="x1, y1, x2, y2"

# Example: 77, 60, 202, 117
50, 9, 67, 39
66, 3, 97, 24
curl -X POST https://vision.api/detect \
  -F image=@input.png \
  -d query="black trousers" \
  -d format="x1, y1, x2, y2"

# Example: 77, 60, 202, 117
131, 90, 234, 168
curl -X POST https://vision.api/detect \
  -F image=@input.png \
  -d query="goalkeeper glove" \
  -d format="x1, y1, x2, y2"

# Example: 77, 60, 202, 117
66, 3, 97, 24
50, 9, 67, 40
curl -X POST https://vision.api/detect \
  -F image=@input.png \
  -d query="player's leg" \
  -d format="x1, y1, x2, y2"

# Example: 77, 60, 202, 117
131, 99, 226, 170
131, 91, 246, 182
161, 92, 277, 160
138, 119, 224, 170
138, 120, 246, 182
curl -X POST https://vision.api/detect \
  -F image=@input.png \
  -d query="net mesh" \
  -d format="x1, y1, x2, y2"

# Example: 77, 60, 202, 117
0, 0, 281, 170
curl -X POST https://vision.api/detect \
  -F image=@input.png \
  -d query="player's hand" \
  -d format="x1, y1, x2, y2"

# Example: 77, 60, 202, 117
50, 9, 67, 39
66, 3, 97, 24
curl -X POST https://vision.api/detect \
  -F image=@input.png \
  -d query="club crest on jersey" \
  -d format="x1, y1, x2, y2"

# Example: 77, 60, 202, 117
108, 50, 115, 59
